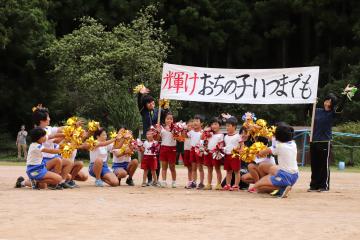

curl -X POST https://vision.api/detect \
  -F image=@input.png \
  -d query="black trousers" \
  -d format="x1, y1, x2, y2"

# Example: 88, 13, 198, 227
310, 141, 331, 190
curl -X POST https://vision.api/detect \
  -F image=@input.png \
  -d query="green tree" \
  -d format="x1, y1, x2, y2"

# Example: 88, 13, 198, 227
0, 0, 55, 131
43, 4, 169, 130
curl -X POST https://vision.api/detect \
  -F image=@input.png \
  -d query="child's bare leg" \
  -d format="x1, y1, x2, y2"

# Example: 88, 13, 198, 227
198, 163, 204, 184
187, 164, 192, 182
161, 161, 168, 181
40, 171, 62, 185
61, 159, 73, 180
215, 165, 222, 185
151, 170, 158, 183
24, 179, 32, 187
234, 170, 241, 186
115, 168, 128, 180
169, 162, 176, 181
207, 165, 213, 185
241, 172, 255, 184
143, 169, 148, 184
74, 171, 88, 181
248, 163, 260, 183
191, 162, 197, 182
93, 159, 103, 180
71, 161, 84, 180
46, 157, 62, 174
127, 159, 138, 179
102, 172, 119, 187
259, 163, 274, 178
254, 175, 278, 193
38, 183, 47, 189
226, 170, 233, 185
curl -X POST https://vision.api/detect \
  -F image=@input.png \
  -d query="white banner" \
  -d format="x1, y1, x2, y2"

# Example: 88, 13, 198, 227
160, 63, 319, 104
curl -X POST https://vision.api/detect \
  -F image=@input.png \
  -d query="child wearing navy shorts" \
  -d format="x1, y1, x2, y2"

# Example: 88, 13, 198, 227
254, 124, 299, 198
15, 127, 62, 190
242, 136, 275, 185
112, 129, 139, 186
87, 128, 119, 187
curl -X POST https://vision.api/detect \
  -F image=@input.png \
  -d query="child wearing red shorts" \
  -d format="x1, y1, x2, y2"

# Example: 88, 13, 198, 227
140, 130, 159, 187
204, 117, 224, 190
183, 119, 193, 188
223, 116, 241, 191
158, 113, 177, 188
187, 115, 205, 189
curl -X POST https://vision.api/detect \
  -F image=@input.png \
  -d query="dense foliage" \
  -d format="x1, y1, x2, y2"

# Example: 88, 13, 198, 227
1, 0, 360, 134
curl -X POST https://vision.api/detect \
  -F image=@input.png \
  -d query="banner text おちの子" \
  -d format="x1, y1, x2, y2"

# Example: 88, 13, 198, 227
160, 63, 319, 104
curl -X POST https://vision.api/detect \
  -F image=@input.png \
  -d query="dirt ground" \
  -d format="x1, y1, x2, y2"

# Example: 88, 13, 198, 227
0, 166, 360, 240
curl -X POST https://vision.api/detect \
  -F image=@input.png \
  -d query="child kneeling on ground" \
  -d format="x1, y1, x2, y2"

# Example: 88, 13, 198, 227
254, 124, 299, 198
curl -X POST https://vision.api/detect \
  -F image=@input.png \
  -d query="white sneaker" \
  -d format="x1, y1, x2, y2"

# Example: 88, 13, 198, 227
160, 181, 167, 188
171, 181, 177, 188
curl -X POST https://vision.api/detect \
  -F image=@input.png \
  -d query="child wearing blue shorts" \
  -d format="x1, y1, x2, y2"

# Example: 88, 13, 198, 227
15, 127, 62, 190
87, 128, 120, 187
254, 124, 299, 198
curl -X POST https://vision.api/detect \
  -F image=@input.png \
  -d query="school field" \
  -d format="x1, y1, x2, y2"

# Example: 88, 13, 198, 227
0, 164, 360, 240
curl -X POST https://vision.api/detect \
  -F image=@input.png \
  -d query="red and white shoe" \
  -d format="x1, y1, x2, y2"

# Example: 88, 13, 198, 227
222, 184, 231, 191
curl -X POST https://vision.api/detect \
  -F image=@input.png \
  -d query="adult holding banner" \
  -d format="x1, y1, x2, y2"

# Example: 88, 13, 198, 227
309, 84, 358, 192
137, 86, 168, 183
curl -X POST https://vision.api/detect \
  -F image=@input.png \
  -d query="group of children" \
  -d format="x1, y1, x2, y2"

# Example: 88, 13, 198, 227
15, 104, 299, 198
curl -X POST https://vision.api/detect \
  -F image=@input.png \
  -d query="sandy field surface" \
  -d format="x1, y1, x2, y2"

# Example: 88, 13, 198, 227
0, 166, 360, 240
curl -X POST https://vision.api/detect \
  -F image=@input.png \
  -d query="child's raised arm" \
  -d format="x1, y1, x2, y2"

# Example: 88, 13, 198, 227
41, 148, 60, 154
96, 138, 116, 148
257, 147, 272, 157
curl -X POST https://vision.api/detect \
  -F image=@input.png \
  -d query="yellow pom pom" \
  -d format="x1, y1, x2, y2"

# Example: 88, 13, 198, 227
133, 84, 145, 94
66, 116, 78, 126
159, 99, 170, 109
109, 131, 118, 139
88, 120, 100, 132
63, 126, 75, 140
32, 104, 45, 112
86, 136, 98, 151
256, 119, 267, 127
60, 142, 75, 159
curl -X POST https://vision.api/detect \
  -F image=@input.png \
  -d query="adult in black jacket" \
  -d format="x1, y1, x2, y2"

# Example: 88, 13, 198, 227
137, 87, 168, 183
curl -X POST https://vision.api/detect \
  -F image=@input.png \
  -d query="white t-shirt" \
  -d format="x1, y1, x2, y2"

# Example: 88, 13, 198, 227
184, 137, 191, 151
188, 130, 202, 147
270, 141, 298, 174
160, 127, 176, 146
90, 144, 113, 163
26, 143, 44, 165
224, 133, 241, 154
42, 126, 59, 158
207, 133, 224, 151
143, 140, 157, 155
112, 143, 133, 163
113, 153, 131, 163
254, 156, 276, 165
